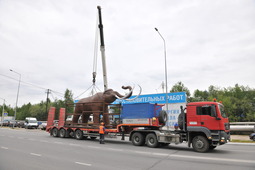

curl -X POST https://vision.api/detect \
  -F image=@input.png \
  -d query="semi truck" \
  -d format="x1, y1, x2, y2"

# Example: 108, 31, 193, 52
46, 101, 230, 153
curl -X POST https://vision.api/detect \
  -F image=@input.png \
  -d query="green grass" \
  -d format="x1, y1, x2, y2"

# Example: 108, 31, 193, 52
231, 139, 255, 143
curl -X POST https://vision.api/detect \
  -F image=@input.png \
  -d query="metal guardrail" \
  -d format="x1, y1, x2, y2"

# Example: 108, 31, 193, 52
230, 122, 255, 132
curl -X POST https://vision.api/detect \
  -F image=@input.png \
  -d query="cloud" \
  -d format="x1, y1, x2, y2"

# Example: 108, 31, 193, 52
0, 0, 255, 106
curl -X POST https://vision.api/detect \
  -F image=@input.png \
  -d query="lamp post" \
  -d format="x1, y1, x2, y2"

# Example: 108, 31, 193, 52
0, 98, 5, 128
10, 69, 21, 128
155, 28, 169, 120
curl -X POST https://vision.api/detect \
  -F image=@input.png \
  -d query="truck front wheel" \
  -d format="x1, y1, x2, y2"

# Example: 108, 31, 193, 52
146, 133, 159, 148
192, 135, 209, 153
131, 132, 145, 146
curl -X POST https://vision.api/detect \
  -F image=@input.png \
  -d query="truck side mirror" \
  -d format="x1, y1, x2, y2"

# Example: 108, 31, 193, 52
210, 106, 216, 117
210, 105, 221, 120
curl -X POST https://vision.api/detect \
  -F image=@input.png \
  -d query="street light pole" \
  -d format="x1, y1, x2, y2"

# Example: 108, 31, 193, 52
0, 98, 5, 128
155, 28, 169, 121
10, 69, 21, 128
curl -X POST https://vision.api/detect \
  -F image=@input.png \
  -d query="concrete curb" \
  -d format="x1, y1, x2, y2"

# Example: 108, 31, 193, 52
227, 142, 255, 145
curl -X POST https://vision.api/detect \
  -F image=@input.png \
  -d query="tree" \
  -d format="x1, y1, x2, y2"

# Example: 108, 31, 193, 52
64, 89, 74, 113
192, 89, 209, 101
16, 103, 32, 120
170, 81, 191, 97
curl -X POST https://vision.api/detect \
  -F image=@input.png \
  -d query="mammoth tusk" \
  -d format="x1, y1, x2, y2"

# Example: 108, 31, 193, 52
115, 85, 134, 100
124, 85, 142, 101
122, 85, 134, 99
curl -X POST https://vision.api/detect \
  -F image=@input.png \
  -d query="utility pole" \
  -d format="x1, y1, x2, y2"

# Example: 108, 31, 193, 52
0, 98, 5, 128
45, 89, 51, 120
10, 69, 21, 128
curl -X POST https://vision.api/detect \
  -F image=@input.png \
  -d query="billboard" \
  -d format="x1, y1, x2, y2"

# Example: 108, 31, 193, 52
112, 92, 186, 104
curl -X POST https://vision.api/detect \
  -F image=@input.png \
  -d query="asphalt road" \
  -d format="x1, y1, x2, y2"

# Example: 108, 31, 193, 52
0, 128, 254, 170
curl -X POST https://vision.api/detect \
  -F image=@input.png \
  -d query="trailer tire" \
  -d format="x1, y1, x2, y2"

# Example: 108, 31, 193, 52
131, 132, 145, 146
178, 112, 184, 130
146, 133, 159, 148
75, 129, 83, 140
158, 110, 167, 125
59, 129, 66, 138
52, 128, 59, 137
192, 135, 209, 153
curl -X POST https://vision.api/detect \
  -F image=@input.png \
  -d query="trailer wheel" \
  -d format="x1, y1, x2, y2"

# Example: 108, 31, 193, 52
192, 135, 209, 153
52, 128, 59, 137
131, 132, 145, 146
158, 110, 167, 125
59, 129, 66, 138
146, 133, 159, 148
75, 129, 83, 140
178, 113, 184, 130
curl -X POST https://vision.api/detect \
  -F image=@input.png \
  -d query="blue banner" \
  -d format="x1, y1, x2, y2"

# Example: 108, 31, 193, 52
112, 92, 186, 104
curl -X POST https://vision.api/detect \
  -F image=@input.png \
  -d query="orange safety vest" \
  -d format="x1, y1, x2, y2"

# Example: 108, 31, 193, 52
99, 125, 105, 134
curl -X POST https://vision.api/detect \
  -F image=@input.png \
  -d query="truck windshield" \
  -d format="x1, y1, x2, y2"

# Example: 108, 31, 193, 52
219, 104, 227, 118
29, 120, 37, 123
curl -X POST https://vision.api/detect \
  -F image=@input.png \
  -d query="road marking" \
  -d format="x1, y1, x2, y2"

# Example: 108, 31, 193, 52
87, 146, 101, 149
135, 151, 151, 155
69, 143, 81, 147
30, 153, 42, 157
107, 148, 123, 151
39, 140, 49, 143
1, 147, 8, 149
171, 154, 255, 164
54, 141, 64, 144
75, 162, 92, 166
28, 138, 35, 141
153, 153, 169, 156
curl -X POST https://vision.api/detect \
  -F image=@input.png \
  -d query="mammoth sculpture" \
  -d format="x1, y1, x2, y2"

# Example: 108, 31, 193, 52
73, 85, 141, 126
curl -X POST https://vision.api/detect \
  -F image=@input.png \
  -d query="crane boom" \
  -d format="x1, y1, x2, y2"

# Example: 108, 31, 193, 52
97, 6, 108, 91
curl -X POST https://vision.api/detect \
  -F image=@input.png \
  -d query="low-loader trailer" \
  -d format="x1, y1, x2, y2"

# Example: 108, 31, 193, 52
46, 101, 230, 153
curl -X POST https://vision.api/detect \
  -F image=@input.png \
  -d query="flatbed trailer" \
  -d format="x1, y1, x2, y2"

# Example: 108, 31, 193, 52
46, 104, 164, 140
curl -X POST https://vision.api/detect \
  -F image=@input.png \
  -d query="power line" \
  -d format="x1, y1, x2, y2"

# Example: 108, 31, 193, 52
0, 73, 64, 96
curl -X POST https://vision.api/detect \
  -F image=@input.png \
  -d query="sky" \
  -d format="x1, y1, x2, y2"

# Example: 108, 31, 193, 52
0, 0, 255, 107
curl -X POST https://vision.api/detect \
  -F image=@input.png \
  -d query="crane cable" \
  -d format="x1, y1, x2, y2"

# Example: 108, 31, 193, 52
74, 13, 102, 99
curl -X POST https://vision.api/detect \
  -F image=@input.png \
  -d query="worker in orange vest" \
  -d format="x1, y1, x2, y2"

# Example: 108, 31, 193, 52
99, 122, 106, 144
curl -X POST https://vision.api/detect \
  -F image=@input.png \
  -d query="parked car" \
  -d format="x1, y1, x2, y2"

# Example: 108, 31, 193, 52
2, 120, 10, 126
249, 133, 255, 141
38, 121, 47, 130
17, 120, 25, 128
9, 120, 18, 127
